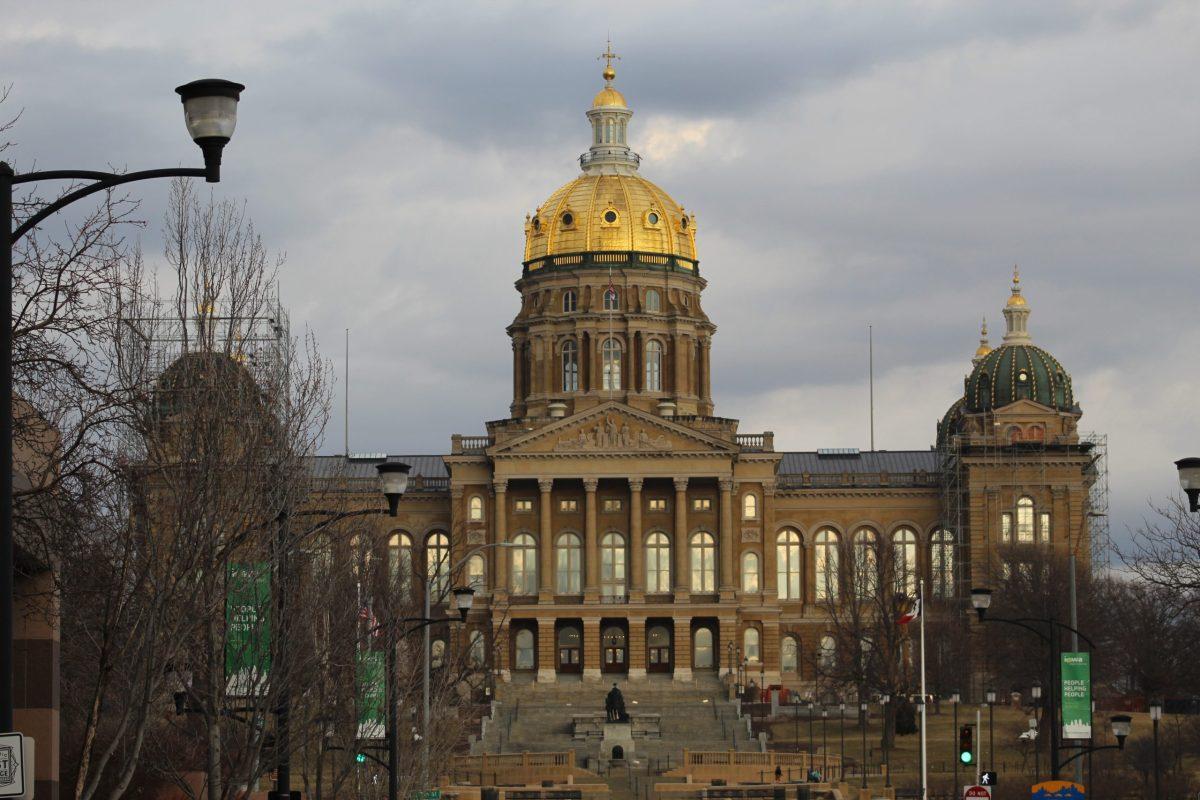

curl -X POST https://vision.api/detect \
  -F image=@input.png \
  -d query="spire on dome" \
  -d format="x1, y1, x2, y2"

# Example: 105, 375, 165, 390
582, 40, 640, 174
973, 316, 992, 363
1002, 266, 1032, 343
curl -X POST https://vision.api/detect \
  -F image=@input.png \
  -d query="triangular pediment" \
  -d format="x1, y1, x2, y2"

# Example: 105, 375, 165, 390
491, 402, 739, 457
991, 398, 1061, 416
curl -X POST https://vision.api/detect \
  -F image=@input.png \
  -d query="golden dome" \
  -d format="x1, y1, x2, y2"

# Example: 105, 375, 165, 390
593, 86, 627, 108
975, 343, 993, 358
524, 173, 697, 263
1007, 264, 1026, 306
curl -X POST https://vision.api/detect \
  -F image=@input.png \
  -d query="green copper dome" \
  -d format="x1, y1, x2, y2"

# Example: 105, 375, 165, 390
964, 343, 1076, 413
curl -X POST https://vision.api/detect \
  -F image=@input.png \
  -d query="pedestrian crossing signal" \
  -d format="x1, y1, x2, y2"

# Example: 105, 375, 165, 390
959, 725, 974, 765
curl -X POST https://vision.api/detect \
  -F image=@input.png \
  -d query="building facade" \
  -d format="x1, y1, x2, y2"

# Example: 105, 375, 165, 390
317, 57, 1104, 694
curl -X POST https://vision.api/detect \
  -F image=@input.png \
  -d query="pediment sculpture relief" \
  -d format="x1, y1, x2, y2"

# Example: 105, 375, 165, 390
553, 414, 673, 452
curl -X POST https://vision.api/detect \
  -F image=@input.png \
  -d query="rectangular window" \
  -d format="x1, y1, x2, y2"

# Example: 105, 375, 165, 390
514, 499, 534, 513
560, 499, 579, 513
1001, 512, 1013, 542
648, 498, 668, 512
692, 498, 712, 512
1039, 512, 1051, 543
603, 499, 622, 513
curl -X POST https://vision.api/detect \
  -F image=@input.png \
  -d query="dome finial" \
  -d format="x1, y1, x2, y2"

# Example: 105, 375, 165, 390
1007, 264, 1026, 307
1002, 267, 1032, 342
599, 37, 620, 86
973, 315, 992, 363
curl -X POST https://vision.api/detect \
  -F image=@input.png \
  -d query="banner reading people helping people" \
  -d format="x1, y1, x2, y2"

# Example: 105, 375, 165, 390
225, 562, 272, 697
1060, 652, 1092, 739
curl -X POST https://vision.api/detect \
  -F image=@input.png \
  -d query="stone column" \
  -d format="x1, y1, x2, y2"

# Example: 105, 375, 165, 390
628, 617, 647, 681
673, 335, 688, 399
673, 615, 693, 682
539, 479, 555, 599
719, 478, 735, 600
583, 617, 602, 682
537, 617, 557, 683
702, 337, 713, 407
493, 481, 509, 601
584, 478, 600, 601
763, 481, 778, 598
512, 339, 524, 412
629, 478, 645, 602
673, 477, 690, 601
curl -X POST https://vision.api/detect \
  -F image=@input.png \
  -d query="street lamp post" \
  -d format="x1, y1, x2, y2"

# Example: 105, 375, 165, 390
839, 700, 846, 782
985, 688, 997, 774
1031, 681, 1043, 781
807, 700, 815, 780
859, 701, 868, 789
950, 692, 960, 791
1054, 715, 1133, 773
1176, 458, 1200, 512
821, 706, 828, 779
0, 77, 244, 734
881, 693, 891, 788
1150, 699, 1163, 800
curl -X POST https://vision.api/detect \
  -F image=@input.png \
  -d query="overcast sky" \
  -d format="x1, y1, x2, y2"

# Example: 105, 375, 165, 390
4, 1, 1198, 554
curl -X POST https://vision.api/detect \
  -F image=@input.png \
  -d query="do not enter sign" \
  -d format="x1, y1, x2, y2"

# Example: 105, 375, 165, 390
963, 787, 992, 799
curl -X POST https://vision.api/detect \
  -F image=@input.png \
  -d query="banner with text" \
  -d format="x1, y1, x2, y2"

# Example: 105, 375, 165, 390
1061, 652, 1092, 739
225, 562, 272, 698
357, 650, 386, 740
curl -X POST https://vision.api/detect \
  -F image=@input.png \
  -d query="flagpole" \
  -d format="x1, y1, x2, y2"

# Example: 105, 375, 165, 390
919, 578, 928, 800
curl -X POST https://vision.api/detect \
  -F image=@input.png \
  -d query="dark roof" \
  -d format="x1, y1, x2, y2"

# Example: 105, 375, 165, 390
308, 454, 448, 479
779, 450, 939, 475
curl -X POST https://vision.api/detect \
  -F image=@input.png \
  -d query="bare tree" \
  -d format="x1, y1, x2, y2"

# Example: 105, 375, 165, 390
1123, 497, 1200, 608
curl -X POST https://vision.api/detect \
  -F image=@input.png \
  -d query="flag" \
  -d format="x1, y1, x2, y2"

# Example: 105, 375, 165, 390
897, 596, 921, 625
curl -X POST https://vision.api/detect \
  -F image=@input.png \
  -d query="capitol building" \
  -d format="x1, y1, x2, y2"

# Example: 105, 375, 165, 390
318, 53, 1105, 693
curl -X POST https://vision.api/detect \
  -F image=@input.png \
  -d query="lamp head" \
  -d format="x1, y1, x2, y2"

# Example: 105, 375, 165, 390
174, 79, 244, 182
949, 692, 961, 704
452, 586, 476, 620
859, 701, 868, 712
376, 462, 412, 516
1031, 681, 1042, 700
1176, 457, 1200, 512
970, 587, 993, 620
1149, 699, 1163, 721
985, 688, 997, 705
1110, 714, 1132, 747
881, 693, 890, 705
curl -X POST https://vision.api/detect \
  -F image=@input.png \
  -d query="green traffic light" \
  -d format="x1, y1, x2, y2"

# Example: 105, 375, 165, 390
356, 753, 367, 764
959, 751, 973, 764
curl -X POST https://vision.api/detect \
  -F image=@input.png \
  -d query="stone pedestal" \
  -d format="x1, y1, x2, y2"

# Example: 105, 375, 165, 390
600, 722, 634, 762
583, 667, 602, 682
628, 667, 647, 681
536, 668, 557, 683
673, 667, 694, 682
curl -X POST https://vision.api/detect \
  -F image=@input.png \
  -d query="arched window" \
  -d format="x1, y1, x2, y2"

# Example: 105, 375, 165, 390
556, 533, 582, 594
743, 493, 758, 520
853, 528, 878, 599
618, 120, 626, 144
602, 339, 622, 391
426, 532, 450, 599
931, 529, 955, 598
1039, 511, 1051, 543
514, 629, 535, 670
431, 639, 446, 669
694, 627, 714, 668
690, 532, 717, 592
510, 533, 538, 595
743, 628, 761, 663
776, 528, 802, 600
604, 118, 613, 143
645, 288, 661, 312
741, 551, 760, 593
593, 121, 602, 145
645, 340, 663, 391
818, 635, 836, 670
892, 527, 918, 596
645, 532, 671, 593
468, 496, 484, 522
563, 289, 577, 313
1017, 496, 1035, 542
469, 631, 486, 667
815, 529, 839, 601
781, 635, 799, 673
562, 340, 579, 392
601, 532, 626, 598
604, 288, 620, 310
388, 532, 412, 595
1001, 512, 1013, 542
466, 553, 486, 591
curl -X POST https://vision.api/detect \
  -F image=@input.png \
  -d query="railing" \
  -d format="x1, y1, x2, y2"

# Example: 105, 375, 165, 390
776, 471, 939, 490
452, 434, 495, 454
673, 750, 844, 782
407, 475, 450, 492
522, 250, 699, 276
735, 433, 774, 452
599, 593, 628, 604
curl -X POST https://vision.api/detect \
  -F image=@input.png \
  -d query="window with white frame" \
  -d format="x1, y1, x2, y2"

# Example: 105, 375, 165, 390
556, 533, 582, 594
426, 532, 450, 598
853, 528, 878, 599
514, 629, 535, 669
818, 635, 836, 670
466, 553, 486, 591
1039, 511, 1051, 543
743, 627, 761, 663
1017, 497, 1035, 542
1001, 512, 1013, 542
562, 340, 579, 392
604, 287, 619, 310
646, 532, 671, 593
741, 551, 760, 593
743, 493, 758, 520
648, 498, 668, 512
691, 532, 717, 592
776, 529, 803, 600
645, 340, 663, 391
562, 290, 577, 313
510, 533, 538, 595
815, 529, 839, 601
693, 498, 712, 512
468, 495, 484, 522
388, 532, 412, 595
602, 339, 622, 391
601, 532, 626, 597
781, 635, 799, 672
645, 289, 661, 312
892, 527, 918, 596
931, 529, 955, 598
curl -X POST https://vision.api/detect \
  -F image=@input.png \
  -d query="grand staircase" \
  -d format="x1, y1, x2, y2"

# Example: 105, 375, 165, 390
476, 675, 758, 769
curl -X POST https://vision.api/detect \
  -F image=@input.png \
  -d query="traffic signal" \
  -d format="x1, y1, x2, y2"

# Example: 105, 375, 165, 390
355, 752, 367, 764
958, 725, 974, 765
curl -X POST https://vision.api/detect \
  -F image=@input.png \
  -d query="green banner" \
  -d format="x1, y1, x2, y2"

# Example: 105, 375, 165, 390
1061, 652, 1092, 739
357, 650, 386, 740
225, 562, 272, 697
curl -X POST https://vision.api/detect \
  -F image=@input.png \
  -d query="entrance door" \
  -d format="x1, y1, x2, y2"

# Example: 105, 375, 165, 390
557, 624, 582, 673
601, 625, 627, 673
647, 624, 672, 673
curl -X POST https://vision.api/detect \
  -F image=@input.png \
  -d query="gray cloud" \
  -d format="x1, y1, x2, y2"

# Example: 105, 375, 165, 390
3, 0, 1197, 553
